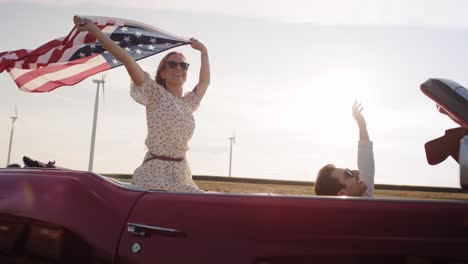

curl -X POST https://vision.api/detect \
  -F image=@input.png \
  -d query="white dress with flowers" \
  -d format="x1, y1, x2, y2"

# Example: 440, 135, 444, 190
130, 72, 202, 193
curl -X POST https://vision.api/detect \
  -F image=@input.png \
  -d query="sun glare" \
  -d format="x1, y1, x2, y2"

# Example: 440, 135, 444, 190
313, 64, 376, 104
269, 63, 377, 140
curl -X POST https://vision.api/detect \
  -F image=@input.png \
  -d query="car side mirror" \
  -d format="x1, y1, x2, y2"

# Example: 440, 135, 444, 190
460, 135, 468, 189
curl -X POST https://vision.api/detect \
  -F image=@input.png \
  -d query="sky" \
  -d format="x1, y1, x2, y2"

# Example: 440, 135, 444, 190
1, 0, 467, 188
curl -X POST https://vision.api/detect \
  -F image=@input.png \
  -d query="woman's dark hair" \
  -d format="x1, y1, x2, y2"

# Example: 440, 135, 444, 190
314, 164, 344, 195
155, 51, 186, 87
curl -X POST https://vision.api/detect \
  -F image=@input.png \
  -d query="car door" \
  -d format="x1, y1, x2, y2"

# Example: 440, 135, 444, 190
116, 191, 345, 264
116, 192, 468, 264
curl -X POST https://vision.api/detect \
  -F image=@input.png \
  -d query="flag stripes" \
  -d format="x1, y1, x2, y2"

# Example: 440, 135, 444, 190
0, 16, 189, 92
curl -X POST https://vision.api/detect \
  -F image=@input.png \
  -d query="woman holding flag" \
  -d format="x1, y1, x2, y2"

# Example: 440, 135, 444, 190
73, 16, 210, 192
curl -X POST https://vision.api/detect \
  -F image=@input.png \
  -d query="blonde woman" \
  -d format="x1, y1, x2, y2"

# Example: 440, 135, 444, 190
74, 16, 210, 192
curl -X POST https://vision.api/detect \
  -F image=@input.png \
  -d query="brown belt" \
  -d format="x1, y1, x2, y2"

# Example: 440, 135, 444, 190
143, 153, 184, 163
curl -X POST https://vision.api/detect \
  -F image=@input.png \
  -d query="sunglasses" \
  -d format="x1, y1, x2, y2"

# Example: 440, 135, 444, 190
166, 61, 190, 70
344, 168, 355, 178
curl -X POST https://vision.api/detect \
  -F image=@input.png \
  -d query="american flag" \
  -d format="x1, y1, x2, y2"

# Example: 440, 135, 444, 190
0, 16, 189, 93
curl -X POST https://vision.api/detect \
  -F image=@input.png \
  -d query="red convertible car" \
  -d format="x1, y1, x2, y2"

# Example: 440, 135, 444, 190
1, 167, 468, 264
1, 79, 468, 264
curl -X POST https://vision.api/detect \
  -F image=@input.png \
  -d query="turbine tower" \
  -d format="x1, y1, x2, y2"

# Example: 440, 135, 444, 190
88, 74, 106, 172
228, 132, 236, 177
6, 105, 19, 166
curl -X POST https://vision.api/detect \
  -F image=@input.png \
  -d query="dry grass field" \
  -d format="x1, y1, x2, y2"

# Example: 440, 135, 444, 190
195, 180, 468, 201
108, 174, 468, 201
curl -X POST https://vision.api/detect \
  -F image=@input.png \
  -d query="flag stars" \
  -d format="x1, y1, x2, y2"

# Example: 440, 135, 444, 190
135, 49, 143, 55
147, 45, 155, 50
120, 26, 129, 33
135, 31, 142, 38
90, 43, 97, 49
149, 38, 157, 44
123, 36, 131, 42
79, 52, 86, 58
114, 41, 120, 45
137, 44, 143, 47
124, 47, 131, 52
112, 59, 120, 64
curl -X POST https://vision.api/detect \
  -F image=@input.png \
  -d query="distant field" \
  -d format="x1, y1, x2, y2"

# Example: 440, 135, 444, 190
106, 174, 468, 201
195, 180, 468, 200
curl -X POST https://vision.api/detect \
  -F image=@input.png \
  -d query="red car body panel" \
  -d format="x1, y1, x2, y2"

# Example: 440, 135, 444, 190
1, 169, 468, 263
118, 192, 468, 263
0, 169, 143, 263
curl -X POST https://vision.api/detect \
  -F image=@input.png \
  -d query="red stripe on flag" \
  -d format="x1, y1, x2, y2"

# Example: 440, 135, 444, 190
47, 33, 90, 63
83, 23, 114, 44
61, 30, 80, 52
62, 27, 79, 45
2, 22, 115, 72
48, 47, 67, 64
84, 32, 97, 44
28, 62, 111, 93
14, 55, 100, 88
26, 39, 62, 63
0, 50, 28, 72
2, 16, 189, 92
14, 49, 30, 58
6, 24, 112, 68
48, 24, 113, 63
36, 34, 85, 64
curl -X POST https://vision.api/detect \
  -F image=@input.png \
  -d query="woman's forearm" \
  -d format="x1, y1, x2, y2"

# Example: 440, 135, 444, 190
87, 25, 133, 64
194, 50, 210, 99
199, 50, 210, 86
84, 21, 145, 85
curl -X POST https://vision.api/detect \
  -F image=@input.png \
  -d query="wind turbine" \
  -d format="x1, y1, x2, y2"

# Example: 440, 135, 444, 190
228, 132, 236, 177
88, 73, 106, 172
6, 105, 18, 166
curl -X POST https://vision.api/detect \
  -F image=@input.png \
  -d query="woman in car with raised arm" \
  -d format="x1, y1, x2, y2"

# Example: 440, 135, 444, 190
314, 101, 375, 197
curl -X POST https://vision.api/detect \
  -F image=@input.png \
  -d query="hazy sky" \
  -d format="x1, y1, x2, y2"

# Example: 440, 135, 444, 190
1, 1, 467, 187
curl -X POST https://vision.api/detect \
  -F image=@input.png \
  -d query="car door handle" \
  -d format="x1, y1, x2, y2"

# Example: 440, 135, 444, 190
127, 222, 186, 237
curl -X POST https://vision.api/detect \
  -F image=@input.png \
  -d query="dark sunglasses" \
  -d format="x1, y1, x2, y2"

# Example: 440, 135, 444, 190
344, 168, 354, 178
166, 61, 190, 70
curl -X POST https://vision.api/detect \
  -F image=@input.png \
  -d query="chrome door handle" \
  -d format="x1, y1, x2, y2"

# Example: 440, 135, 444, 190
127, 222, 185, 237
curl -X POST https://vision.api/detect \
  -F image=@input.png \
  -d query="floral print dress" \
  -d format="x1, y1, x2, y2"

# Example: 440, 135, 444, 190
130, 72, 202, 192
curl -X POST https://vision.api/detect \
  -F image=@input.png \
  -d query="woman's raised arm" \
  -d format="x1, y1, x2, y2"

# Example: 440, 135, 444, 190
189, 37, 210, 101
73, 15, 146, 85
